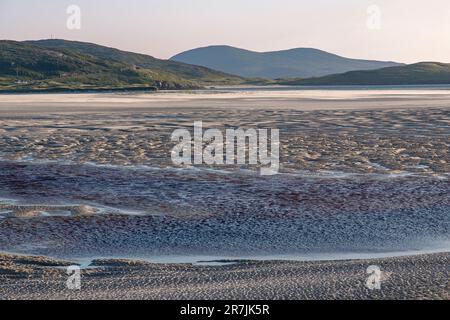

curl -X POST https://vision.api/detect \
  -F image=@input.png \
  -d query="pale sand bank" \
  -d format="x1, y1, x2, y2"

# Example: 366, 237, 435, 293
0, 252, 448, 300
2, 89, 450, 114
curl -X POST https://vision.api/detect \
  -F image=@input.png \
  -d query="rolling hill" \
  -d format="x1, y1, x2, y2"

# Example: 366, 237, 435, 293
2, 40, 449, 92
0, 40, 185, 92
279, 62, 450, 86
170, 45, 402, 79
25, 39, 246, 86
0, 40, 247, 93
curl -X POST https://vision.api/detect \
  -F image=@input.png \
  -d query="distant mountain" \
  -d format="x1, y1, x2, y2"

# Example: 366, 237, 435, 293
171, 45, 402, 79
3, 40, 448, 93
279, 62, 450, 86
26, 40, 246, 86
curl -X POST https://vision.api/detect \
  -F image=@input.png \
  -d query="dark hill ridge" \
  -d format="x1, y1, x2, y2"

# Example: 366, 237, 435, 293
25, 40, 246, 86
279, 62, 450, 86
0, 40, 191, 92
2, 39, 450, 93
170, 45, 402, 78
0, 40, 127, 78
0, 39, 247, 93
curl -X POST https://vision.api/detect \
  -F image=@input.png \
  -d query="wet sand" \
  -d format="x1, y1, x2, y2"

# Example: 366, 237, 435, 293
0, 89, 448, 299
0, 252, 448, 300
2, 89, 450, 115
0, 93, 449, 174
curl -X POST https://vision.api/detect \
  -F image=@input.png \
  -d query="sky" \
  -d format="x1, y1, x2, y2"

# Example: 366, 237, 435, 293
1, 0, 450, 63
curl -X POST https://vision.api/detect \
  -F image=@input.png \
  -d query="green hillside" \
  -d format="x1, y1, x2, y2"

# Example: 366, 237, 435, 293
3, 39, 449, 93
0, 39, 248, 93
26, 39, 246, 86
280, 62, 450, 86
0, 40, 201, 92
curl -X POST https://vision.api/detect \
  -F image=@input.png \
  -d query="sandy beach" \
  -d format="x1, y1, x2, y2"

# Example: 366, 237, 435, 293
2, 88, 450, 115
0, 252, 448, 300
0, 89, 448, 300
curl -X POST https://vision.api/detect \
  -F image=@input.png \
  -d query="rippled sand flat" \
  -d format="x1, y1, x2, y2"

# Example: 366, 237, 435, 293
0, 161, 449, 259
0, 92, 449, 174
0, 252, 448, 300
0, 89, 449, 299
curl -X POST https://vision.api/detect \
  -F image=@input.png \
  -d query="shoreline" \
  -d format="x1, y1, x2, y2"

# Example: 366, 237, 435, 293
2, 89, 450, 115
2, 83, 450, 95
0, 252, 448, 299
3, 245, 449, 267
0, 86, 159, 95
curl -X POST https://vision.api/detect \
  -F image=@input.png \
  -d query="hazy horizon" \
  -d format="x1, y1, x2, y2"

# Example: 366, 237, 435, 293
1, 0, 450, 63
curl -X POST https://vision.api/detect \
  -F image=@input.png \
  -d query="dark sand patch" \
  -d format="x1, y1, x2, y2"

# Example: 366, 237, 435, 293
0, 252, 448, 300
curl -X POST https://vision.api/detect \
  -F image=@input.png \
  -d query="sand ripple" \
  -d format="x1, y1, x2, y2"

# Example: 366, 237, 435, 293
0, 108, 448, 174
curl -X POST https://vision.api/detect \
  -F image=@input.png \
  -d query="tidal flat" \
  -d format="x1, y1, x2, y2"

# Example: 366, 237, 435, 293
0, 88, 449, 299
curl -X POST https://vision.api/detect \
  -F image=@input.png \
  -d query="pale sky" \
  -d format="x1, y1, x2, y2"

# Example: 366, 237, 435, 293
1, 0, 450, 63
